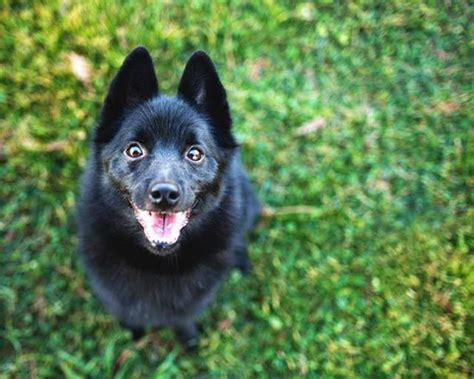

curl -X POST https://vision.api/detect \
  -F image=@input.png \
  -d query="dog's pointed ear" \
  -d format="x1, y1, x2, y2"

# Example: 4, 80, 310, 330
96, 47, 159, 143
178, 51, 235, 147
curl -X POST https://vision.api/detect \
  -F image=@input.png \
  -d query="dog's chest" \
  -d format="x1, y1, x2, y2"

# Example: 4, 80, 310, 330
88, 261, 224, 327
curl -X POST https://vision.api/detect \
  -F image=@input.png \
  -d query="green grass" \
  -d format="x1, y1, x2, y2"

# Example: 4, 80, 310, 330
1, 1, 473, 377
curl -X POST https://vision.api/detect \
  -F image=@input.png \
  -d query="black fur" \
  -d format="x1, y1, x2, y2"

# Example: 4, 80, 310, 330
77, 47, 260, 348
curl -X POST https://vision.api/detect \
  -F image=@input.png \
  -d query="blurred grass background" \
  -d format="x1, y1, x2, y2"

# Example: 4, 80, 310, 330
0, 1, 473, 377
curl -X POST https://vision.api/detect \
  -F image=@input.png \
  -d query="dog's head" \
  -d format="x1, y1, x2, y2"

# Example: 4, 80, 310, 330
94, 47, 237, 255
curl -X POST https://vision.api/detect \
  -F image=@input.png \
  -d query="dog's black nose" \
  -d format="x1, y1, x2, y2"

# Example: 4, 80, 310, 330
149, 182, 180, 206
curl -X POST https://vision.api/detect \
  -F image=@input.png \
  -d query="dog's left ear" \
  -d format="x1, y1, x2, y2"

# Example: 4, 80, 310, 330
178, 51, 235, 147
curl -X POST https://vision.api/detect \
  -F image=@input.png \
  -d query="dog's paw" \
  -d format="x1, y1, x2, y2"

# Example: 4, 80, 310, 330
175, 323, 200, 352
120, 322, 146, 342
236, 257, 252, 275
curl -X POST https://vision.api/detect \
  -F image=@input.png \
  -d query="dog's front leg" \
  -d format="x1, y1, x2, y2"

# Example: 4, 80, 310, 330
174, 321, 200, 351
120, 321, 145, 341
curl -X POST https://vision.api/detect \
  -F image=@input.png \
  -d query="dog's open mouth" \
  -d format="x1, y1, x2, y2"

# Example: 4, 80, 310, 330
133, 207, 191, 248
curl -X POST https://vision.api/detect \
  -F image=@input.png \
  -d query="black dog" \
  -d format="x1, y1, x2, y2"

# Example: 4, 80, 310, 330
77, 47, 260, 349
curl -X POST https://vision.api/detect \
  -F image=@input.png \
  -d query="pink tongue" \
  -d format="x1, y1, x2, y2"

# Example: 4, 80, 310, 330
134, 209, 189, 246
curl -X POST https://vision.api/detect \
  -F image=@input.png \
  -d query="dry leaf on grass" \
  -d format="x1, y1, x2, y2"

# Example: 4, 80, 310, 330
248, 58, 269, 81
294, 116, 326, 136
435, 100, 460, 115
218, 319, 232, 332
67, 52, 92, 86
44, 140, 68, 152
113, 349, 133, 375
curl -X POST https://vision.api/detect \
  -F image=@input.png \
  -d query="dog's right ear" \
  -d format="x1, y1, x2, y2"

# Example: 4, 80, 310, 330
95, 47, 159, 143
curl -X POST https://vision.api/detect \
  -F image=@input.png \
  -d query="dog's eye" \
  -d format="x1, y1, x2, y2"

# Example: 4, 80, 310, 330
186, 146, 204, 162
125, 143, 144, 159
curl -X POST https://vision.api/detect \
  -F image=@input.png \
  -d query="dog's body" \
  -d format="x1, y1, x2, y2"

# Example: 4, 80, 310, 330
77, 47, 260, 347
